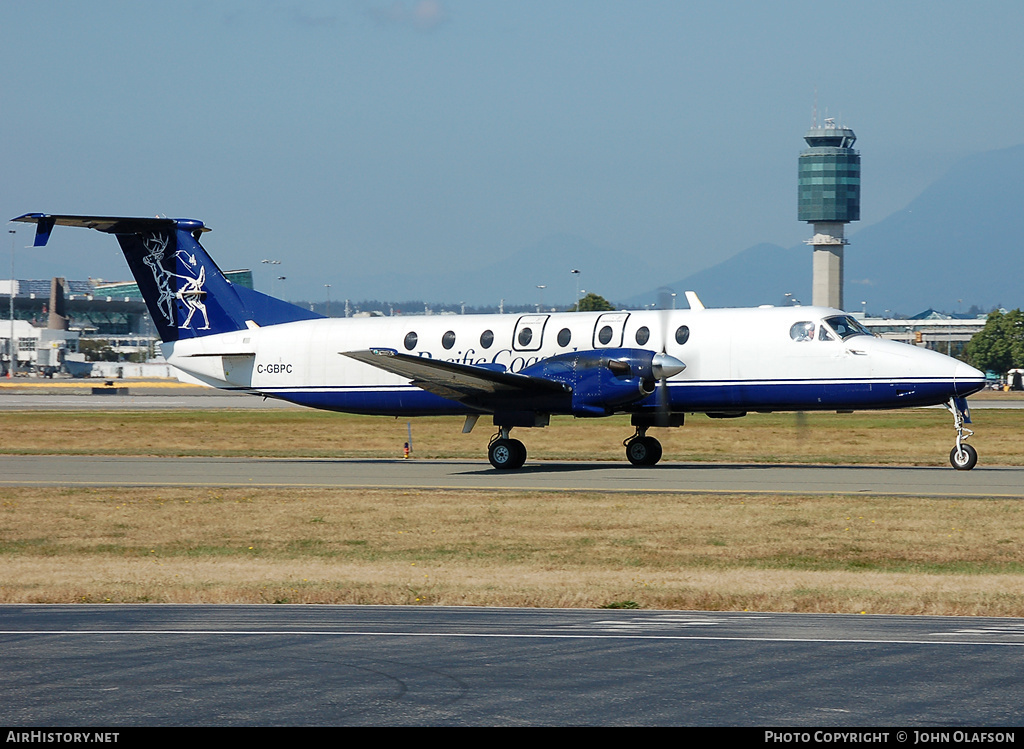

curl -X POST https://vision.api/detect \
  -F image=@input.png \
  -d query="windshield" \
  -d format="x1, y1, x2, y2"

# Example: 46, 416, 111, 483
823, 315, 871, 341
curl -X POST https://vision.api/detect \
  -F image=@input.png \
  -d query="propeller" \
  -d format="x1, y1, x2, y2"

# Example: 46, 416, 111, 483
652, 306, 686, 426
795, 410, 807, 444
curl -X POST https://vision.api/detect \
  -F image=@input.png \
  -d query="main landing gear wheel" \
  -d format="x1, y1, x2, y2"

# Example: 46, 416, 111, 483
950, 444, 978, 471
625, 436, 662, 466
489, 438, 527, 470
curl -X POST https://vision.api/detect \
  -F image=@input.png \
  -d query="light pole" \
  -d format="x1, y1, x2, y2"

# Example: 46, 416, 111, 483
261, 259, 281, 296
570, 269, 580, 309
8, 229, 15, 378
536, 285, 546, 313
324, 284, 331, 317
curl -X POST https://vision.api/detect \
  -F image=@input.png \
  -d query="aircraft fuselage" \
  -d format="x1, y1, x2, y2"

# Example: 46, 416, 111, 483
166, 305, 984, 417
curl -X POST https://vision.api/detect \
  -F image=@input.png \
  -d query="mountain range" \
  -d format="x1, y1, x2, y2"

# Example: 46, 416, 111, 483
640, 143, 1024, 316
335, 233, 659, 310
19, 143, 1021, 317
338, 142, 1024, 316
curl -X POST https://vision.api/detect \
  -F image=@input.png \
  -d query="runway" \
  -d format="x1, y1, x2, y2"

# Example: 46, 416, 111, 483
0, 391, 301, 410
1, 454, 1022, 497
3, 604, 1024, 726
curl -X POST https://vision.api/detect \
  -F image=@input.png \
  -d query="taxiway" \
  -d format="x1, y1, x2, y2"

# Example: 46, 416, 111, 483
1, 454, 1022, 497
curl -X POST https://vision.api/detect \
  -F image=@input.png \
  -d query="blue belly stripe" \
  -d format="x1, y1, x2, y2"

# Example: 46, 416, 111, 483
244, 377, 981, 415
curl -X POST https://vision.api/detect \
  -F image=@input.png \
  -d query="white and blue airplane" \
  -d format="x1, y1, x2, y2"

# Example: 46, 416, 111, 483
13, 213, 986, 470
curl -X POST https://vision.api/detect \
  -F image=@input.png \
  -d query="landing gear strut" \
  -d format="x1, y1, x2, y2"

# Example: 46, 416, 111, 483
946, 396, 978, 471
624, 426, 662, 466
488, 427, 527, 470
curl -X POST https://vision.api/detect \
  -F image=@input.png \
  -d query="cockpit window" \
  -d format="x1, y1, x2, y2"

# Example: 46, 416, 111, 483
818, 325, 835, 342
790, 321, 815, 341
823, 315, 871, 340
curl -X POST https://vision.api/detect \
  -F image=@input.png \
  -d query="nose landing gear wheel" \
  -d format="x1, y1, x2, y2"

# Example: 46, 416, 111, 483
625, 436, 662, 466
945, 397, 978, 471
489, 438, 527, 470
950, 444, 978, 471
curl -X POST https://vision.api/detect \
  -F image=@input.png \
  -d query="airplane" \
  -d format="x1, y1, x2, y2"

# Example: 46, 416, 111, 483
12, 213, 986, 471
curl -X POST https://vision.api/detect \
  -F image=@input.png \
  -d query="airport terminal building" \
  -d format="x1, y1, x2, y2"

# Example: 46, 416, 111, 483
1, 270, 253, 374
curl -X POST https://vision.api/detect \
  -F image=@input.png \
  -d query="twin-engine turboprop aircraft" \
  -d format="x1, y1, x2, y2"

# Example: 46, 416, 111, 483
13, 213, 986, 470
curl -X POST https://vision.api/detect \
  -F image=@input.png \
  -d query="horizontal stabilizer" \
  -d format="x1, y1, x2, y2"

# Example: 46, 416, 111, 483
179, 352, 255, 359
12, 213, 209, 247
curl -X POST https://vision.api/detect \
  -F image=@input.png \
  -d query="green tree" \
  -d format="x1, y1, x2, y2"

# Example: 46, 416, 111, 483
570, 292, 615, 312
964, 309, 1024, 373
77, 339, 148, 363
78, 339, 118, 362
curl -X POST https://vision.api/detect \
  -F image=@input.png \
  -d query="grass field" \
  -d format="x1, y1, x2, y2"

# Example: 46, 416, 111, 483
1, 405, 1022, 613
4, 486, 1024, 615
1, 406, 1023, 465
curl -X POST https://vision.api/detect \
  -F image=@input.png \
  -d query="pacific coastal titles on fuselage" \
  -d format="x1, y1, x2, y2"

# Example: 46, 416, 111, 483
385, 311, 692, 374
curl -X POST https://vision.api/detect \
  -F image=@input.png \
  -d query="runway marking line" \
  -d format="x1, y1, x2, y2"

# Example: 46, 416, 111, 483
3, 629, 1024, 648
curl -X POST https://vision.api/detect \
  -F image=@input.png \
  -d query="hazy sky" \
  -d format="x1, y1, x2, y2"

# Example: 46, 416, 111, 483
3, 1, 1022, 303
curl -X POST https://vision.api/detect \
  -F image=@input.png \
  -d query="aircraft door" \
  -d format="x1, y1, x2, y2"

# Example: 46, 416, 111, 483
592, 313, 630, 348
513, 315, 549, 352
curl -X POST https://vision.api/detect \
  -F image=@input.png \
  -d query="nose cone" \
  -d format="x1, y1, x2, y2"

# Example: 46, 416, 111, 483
652, 352, 686, 380
954, 360, 986, 397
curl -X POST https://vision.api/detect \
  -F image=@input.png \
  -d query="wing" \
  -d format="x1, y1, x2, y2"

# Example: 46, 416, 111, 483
342, 349, 570, 403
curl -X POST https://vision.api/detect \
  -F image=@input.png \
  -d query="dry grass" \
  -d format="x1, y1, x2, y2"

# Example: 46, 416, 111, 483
3, 406, 1023, 614
4, 486, 1024, 615
0, 408, 1022, 465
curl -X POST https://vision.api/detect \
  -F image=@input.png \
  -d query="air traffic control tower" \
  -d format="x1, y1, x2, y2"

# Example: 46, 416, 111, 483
798, 118, 860, 309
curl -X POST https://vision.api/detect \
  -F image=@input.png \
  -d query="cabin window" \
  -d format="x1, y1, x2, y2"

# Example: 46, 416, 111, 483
635, 326, 650, 346
675, 325, 690, 345
404, 332, 418, 350
790, 322, 814, 342
480, 330, 494, 349
598, 325, 614, 345
557, 328, 571, 347
442, 330, 456, 349
513, 314, 548, 352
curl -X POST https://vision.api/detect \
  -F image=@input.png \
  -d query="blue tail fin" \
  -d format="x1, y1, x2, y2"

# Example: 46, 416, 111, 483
12, 214, 322, 342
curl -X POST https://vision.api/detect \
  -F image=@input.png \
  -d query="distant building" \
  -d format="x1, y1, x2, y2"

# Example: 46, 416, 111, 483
1, 270, 253, 337
858, 312, 984, 358
1, 270, 253, 374
1, 319, 80, 375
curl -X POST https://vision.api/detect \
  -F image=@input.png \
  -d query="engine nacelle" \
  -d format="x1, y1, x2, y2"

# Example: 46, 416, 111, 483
521, 348, 684, 417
